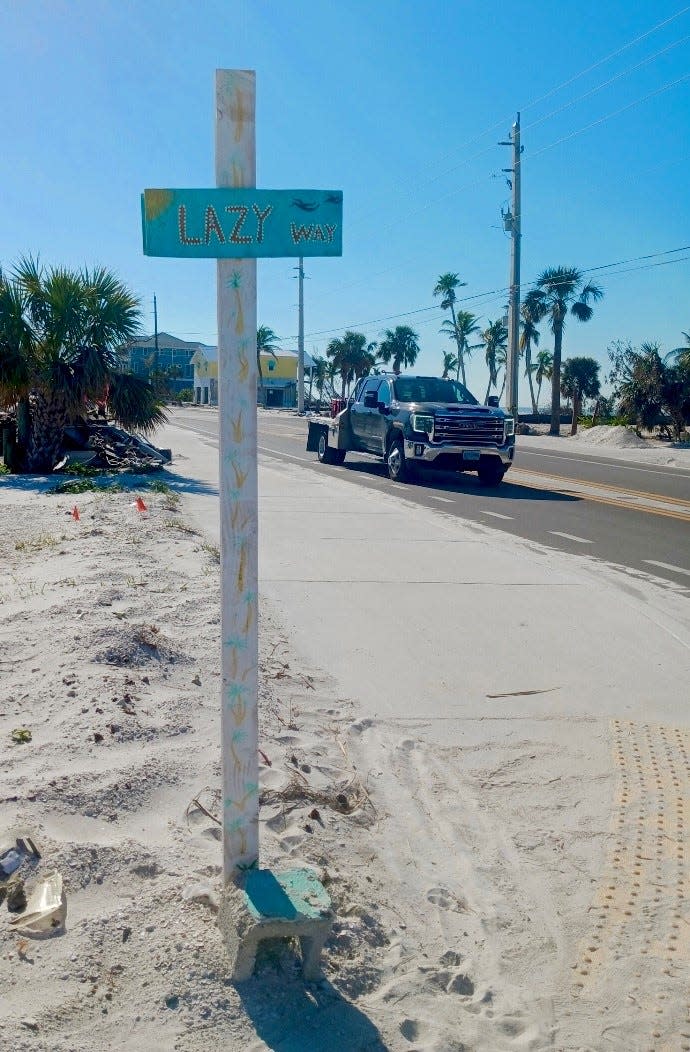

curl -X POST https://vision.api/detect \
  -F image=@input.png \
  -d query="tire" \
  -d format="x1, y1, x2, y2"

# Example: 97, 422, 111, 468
478, 459, 505, 486
317, 430, 335, 464
387, 437, 413, 482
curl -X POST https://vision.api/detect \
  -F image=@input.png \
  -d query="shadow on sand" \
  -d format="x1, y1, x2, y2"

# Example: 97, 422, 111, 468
0, 468, 218, 499
237, 945, 387, 1052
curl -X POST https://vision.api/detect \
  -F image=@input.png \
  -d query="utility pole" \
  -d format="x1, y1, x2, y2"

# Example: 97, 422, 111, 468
500, 114, 521, 421
296, 257, 305, 414
153, 293, 159, 373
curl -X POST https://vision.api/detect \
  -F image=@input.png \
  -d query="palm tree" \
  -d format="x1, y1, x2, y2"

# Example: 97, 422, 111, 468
496, 346, 508, 399
441, 350, 458, 379
520, 292, 542, 415
309, 354, 330, 408
326, 330, 375, 399
529, 267, 603, 435
439, 310, 480, 385
480, 319, 508, 403
256, 324, 280, 407
667, 331, 690, 371
531, 350, 553, 411
0, 258, 165, 472
377, 325, 420, 375
560, 356, 601, 435
433, 273, 470, 381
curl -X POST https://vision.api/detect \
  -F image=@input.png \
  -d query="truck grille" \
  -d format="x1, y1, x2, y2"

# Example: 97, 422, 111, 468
433, 412, 504, 446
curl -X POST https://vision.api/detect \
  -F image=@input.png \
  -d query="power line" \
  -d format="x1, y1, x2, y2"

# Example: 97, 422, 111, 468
523, 33, 690, 134
530, 72, 690, 160
348, 7, 690, 231
299, 246, 690, 341
520, 4, 690, 113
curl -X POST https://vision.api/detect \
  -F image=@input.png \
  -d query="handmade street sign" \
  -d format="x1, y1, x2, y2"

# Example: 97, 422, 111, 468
141, 69, 342, 881
141, 188, 343, 258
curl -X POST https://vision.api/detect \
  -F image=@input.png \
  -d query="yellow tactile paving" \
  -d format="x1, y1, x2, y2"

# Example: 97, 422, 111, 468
571, 720, 690, 1050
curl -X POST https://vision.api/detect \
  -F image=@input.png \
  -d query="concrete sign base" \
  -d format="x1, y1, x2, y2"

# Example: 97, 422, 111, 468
220, 867, 333, 982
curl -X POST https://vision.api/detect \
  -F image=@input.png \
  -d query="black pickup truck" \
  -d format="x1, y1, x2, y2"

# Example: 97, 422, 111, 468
306, 374, 515, 485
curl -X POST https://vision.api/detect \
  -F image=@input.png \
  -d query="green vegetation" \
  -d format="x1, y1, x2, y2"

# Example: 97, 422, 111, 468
561, 357, 601, 435
0, 258, 167, 473
326, 331, 377, 399
526, 267, 604, 435
480, 320, 508, 403
608, 340, 690, 441
377, 325, 420, 375
257, 324, 280, 407
52, 478, 123, 494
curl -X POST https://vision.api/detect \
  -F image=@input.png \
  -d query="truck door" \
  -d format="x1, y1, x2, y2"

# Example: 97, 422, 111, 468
371, 378, 392, 453
350, 377, 380, 450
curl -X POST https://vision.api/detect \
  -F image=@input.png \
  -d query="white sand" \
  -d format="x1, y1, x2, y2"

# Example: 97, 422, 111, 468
1, 425, 689, 1051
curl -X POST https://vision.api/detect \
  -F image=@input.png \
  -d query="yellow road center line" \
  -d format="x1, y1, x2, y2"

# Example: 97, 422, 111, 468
513, 466, 690, 509
512, 473, 690, 522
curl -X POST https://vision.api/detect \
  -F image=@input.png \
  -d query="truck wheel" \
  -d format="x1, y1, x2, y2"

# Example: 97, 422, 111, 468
317, 430, 335, 464
478, 459, 505, 486
387, 437, 413, 482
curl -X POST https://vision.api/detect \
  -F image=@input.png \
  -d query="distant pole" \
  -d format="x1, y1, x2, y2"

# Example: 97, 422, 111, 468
153, 293, 159, 372
297, 257, 305, 413
216, 70, 259, 880
504, 114, 521, 421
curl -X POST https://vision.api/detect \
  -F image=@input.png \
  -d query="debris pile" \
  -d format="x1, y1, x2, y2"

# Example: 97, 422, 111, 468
56, 421, 171, 472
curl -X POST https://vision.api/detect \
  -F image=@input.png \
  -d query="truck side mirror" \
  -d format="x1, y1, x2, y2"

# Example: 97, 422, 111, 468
486, 395, 499, 407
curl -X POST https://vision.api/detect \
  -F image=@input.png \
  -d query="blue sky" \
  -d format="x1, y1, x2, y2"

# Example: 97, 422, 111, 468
1, 0, 689, 403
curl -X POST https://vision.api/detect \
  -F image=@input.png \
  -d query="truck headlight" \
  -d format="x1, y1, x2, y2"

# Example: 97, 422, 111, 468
503, 416, 515, 440
411, 413, 434, 437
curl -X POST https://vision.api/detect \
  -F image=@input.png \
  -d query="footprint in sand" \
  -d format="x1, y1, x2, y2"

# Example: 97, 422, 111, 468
427, 886, 468, 912
399, 1017, 424, 1042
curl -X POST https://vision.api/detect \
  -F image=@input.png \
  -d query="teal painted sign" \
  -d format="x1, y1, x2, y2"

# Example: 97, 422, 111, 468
141, 188, 343, 258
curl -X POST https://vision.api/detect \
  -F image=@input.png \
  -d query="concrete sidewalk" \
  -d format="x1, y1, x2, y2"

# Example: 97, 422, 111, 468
159, 419, 690, 1049
161, 419, 690, 730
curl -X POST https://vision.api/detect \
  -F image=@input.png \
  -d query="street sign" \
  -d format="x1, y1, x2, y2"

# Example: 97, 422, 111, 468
142, 188, 343, 258
141, 69, 344, 880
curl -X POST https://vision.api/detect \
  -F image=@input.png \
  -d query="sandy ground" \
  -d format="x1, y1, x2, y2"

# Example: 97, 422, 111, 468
1, 422, 689, 1052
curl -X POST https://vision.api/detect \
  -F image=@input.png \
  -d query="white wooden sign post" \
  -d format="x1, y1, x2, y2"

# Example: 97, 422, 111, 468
216, 69, 259, 878
142, 69, 342, 883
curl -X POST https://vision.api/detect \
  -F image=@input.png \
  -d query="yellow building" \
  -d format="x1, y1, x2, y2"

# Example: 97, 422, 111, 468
193, 346, 314, 407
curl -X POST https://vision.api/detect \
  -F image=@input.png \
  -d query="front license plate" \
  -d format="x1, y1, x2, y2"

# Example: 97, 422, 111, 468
463, 449, 480, 462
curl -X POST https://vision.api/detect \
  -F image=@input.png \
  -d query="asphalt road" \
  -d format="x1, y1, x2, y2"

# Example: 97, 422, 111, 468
171, 407, 690, 592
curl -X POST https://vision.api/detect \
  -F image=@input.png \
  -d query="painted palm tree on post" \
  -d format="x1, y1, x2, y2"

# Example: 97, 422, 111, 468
530, 350, 553, 412
256, 324, 280, 408
377, 325, 420, 375
529, 267, 603, 435
439, 310, 480, 385
480, 319, 508, 403
0, 258, 165, 473
520, 291, 542, 415
433, 273, 469, 381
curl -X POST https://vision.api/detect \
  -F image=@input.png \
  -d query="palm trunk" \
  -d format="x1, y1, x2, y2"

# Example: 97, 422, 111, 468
570, 391, 581, 435
550, 324, 563, 436
536, 378, 543, 414
525, 343, 537, 414
26, 391, 67, 473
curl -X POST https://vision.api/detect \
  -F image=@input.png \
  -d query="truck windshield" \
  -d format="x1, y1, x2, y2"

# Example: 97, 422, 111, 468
392, 377, 478, 404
